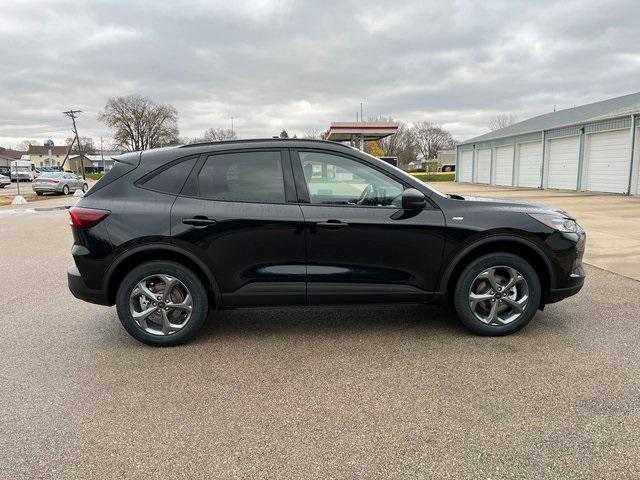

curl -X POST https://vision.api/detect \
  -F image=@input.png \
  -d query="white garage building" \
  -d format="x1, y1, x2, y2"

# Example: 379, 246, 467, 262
456, 92, 640, 195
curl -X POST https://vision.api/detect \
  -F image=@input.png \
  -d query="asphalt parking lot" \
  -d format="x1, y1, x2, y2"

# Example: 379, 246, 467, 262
1, 199, 640, 479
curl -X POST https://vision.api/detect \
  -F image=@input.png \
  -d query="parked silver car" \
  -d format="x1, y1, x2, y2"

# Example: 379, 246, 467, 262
0, 174, 10, 188
32, 172, 88, 196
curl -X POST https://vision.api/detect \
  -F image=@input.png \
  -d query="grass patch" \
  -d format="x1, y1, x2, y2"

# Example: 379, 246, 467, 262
85, 173, 106, 181
410, 172, 455, 182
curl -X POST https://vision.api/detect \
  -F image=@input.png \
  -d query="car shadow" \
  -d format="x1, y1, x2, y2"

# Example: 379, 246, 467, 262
192, 302, 467, 344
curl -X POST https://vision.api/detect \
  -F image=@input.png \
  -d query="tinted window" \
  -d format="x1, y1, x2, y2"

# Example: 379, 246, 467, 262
142, 157, 198, 194
198, 151, 285, 203
298, 152, 404, 207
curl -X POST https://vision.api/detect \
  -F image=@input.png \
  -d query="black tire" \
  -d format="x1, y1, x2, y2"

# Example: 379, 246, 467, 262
453, 253, 541, 336
36, 192, 43, 196
116, 260, 209, 346
62, 185, 69, 195
82, 183, 88, 192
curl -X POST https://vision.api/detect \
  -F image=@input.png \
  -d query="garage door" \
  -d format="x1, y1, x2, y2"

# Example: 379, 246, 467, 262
585, 129, 631, 193
476, 149, 491, 184
517, 142, 542, 187
547, 136, 580, 190
495, 145, 514, 185
459, 150, 473, 182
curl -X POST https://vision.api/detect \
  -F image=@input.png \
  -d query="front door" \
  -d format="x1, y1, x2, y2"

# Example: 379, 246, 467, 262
292, 149, 446, 304
171, 149, 306, 306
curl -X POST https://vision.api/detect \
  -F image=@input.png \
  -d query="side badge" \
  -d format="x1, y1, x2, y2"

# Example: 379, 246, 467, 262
452, 216, 464, 221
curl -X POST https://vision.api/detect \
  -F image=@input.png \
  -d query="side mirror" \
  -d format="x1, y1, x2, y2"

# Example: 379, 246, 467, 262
401, 188, 427, 210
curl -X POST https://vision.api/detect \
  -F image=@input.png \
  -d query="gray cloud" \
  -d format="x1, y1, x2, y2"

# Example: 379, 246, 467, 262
1, 0, 639, 148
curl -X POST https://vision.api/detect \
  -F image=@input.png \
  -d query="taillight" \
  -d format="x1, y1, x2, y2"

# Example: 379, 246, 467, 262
69, 207, 110, 228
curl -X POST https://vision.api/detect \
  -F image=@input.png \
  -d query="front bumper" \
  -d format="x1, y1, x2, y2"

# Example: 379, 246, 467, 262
547, 266, 585, 303
68, 264, 110, 305
546, 229, 586, 303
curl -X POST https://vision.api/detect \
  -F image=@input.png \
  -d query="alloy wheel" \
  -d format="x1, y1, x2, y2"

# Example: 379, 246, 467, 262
468, 266, 529, 325
129, 274, 193, 336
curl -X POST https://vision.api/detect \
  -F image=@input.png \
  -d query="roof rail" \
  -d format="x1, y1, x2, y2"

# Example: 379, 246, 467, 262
178, 138, 343, 149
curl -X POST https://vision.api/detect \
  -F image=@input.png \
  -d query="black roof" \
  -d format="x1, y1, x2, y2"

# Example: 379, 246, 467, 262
178, 138, 344, 149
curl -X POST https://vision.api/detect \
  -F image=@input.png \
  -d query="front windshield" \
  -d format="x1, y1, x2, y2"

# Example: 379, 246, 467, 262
353, 147, 447, 197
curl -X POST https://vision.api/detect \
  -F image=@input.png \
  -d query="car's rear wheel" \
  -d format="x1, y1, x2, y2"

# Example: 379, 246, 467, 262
62, 185, 69, 195
116, 260, 209, 346
36, 192, 43, 196
453, 253, 541, 336
82, 183, 88, 193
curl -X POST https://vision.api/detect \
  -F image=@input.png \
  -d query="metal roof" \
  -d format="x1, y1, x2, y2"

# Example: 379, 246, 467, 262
326, 122, 399, 141
461, 91, 640, 145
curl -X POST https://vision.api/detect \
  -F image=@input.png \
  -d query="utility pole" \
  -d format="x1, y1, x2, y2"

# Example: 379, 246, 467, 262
61, 110, 85, 179
100, 136, 104, 172
360, 102, 363, 122
231, 117, 234, 135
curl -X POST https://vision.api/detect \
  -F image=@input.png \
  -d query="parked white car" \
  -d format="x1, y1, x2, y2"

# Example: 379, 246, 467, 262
0, 174, 10, 188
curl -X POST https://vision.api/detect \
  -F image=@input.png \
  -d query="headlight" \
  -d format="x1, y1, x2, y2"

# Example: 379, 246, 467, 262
529, 213, 579, 232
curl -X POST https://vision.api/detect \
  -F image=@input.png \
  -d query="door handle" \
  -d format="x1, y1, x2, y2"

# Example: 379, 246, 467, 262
316, 220, 349, 230
182, 217, 217, 227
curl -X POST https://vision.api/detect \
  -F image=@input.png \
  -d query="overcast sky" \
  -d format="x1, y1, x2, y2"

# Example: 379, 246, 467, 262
1, 0, 639, 149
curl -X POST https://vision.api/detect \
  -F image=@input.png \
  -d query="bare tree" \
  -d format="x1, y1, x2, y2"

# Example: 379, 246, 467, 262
66, 136, 96, 154
98, 95, 179, 151
17, 139, 39, 150
410, 122, 456, 164
488, 114, 518, 131
303, 128, 323, 140
366, 117, 416, 168
203, 128, 237, 142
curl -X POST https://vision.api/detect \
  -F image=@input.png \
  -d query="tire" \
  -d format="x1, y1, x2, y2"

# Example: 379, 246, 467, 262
82, 183, 88, 193
36, 192, 43, 196
453, 253, 541, 336
443, 166, 451, 172
116, 260, 209, 346
62, 185, 69, 195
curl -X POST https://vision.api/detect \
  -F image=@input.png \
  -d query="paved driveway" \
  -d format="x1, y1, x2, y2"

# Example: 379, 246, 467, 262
437, 182, 640, 281
1, 205, 639, 478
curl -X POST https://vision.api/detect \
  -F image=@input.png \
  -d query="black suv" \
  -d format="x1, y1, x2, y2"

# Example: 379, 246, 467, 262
68, 139, 585, 346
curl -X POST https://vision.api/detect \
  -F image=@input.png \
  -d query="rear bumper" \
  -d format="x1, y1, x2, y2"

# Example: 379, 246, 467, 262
33, 186, 62, 193
68, 264, 111, 306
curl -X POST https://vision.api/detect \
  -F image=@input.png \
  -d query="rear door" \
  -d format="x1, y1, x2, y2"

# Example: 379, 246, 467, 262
292, 149, 446, 304
170, 149, 306, 307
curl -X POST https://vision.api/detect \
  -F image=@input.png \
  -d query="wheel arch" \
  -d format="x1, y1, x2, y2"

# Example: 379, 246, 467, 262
104, 244, 221, 307
440, 235, 555, 305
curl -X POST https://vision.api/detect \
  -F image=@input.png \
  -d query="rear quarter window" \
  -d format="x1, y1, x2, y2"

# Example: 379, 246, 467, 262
138, 157, 199, 195
85, 158, 139, 196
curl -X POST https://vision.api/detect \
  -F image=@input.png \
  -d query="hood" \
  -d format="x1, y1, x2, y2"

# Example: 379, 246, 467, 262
448, 194, 572, 218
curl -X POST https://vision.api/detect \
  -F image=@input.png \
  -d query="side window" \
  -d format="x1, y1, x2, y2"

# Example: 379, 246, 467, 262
141, 157, 198, 195
197, 151, 285, 203
298, 151, 404, 207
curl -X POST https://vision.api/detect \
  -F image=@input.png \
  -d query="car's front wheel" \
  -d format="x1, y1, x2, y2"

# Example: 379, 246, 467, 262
453, 253, 541, 336
62, 185, 69, 195
116, 261, 209, 346
82, 183, 88, 193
